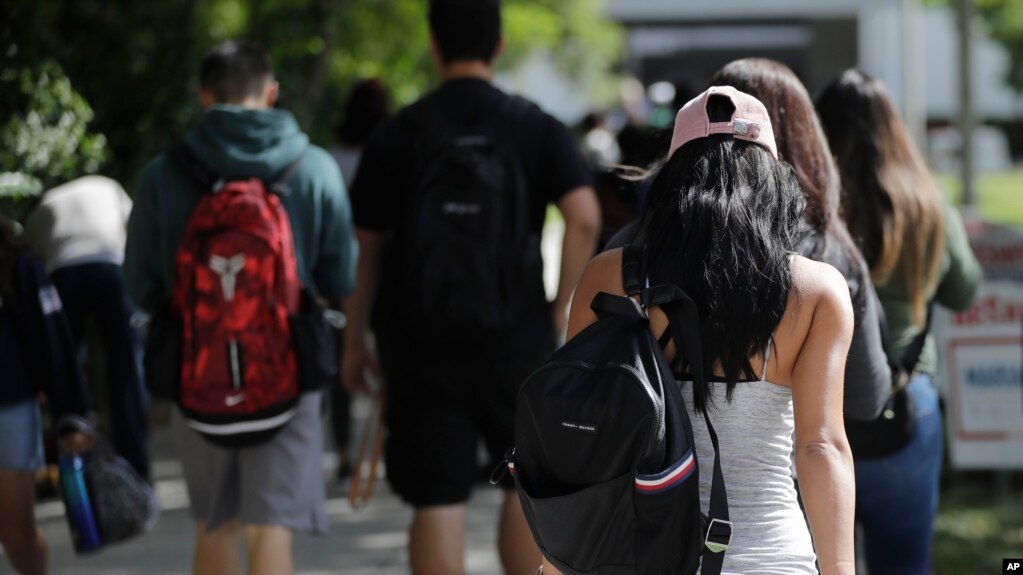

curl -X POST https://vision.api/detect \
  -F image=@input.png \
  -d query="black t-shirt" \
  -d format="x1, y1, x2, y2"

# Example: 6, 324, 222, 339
351, 78, 592, 350
352, 78, 591, 234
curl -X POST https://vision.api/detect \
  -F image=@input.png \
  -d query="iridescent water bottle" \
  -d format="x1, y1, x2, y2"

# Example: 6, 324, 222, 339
58, 453, 103, 553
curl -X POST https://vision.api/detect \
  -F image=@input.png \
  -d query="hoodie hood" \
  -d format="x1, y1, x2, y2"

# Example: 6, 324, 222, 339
184, 105, 309, 180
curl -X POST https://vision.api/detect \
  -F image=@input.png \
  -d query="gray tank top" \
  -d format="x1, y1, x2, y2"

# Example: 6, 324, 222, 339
681, 346, 818, 574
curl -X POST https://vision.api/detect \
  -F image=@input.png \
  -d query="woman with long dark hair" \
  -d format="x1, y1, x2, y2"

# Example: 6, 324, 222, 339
552, 87, 857, 574
709, 58, 890, 423
817, 69, 982, 575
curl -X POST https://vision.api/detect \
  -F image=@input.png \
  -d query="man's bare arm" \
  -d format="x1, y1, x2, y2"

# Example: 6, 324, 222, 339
553, 186, 601, 336
341, 227, 383, 395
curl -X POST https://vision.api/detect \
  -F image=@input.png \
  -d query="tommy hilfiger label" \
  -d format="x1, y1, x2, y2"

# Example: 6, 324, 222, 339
561, 421, 598, 434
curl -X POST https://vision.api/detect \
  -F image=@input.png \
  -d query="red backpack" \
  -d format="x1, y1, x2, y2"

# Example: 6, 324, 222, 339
170, 146, 304, 446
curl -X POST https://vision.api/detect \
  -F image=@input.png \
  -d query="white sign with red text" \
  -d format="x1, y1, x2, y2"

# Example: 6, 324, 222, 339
935, 219, 1023, 469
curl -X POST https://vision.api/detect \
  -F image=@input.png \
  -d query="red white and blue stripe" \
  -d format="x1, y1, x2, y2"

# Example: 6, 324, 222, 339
635, 449, 695, 494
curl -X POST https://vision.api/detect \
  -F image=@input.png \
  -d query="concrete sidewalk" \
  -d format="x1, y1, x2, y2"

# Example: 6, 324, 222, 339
25, 216, 567, 574
32, 425, 507, 574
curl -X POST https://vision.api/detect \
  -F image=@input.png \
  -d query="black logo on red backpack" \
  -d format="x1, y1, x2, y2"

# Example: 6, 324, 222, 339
170, 145, 305, 446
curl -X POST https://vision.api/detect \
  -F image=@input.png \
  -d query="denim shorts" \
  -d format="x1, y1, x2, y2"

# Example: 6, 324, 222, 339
0, 399, 45, 472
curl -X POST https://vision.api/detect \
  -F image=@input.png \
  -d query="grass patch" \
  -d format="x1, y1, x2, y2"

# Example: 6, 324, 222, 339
935, 170, 1023, 227
933, 480, 1023, 575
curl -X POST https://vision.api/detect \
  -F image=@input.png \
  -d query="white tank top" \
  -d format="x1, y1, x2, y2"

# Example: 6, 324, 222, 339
681, 346, 817, 574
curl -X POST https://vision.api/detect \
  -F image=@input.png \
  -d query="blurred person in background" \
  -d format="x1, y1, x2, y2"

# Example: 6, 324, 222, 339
616, 121, 668, 174
709, 58, 891, 425
330, 78, 392, 190
0, 212, 92, 575
124, 40, 357, 575
612, 81, 686, 220
580, 112, 622, 168
580, 112, 637, 249
22, 175, 150, 481
817, 69, 982, 575
614, 77, 663, 171
328, 78, 391, 479
343, 0, 601, 572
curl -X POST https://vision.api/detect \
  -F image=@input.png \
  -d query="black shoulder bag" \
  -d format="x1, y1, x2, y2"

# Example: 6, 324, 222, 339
846, 305, 934, 460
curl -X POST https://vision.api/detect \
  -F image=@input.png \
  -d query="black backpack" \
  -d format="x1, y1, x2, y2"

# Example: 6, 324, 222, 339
502, 246, 731, 575
400, 96, 542, 340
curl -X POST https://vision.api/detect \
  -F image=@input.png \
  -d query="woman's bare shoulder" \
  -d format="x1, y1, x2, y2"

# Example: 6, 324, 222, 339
567, 249, 626, 339
787, 254, 854, 333
577, 248, 626, 297
769, 255, 854, 380
790, 255, 851, 307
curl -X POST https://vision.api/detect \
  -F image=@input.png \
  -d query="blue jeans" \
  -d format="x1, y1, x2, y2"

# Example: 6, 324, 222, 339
854, 374, 943, 575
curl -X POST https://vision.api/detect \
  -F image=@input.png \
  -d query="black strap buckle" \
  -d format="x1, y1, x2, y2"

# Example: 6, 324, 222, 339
640, 283, 676, 308
705, 518, 732, 553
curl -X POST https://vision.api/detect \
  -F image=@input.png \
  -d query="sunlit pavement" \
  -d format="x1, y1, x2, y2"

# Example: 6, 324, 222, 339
28, 222, 567, 574
33, 423, 506, 574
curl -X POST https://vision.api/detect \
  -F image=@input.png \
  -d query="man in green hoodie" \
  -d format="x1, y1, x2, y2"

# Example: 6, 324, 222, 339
124, 41, 357, 575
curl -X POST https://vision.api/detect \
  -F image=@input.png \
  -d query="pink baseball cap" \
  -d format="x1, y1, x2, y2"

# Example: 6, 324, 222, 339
667, 86, 778, 160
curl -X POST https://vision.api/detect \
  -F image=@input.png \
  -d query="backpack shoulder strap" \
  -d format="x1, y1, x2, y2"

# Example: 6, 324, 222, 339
621, 244, 646, 297
899, 303, 935, 374
170, 143, 221, 192
171, 143, 305, 197
647, 285, 731, 573
490, 95, 533, 161
498, 94, 534, 127
878, 302, 934, 380
406, 92, 533, 149
405, 99, 449, 152
267, 152, 306, 196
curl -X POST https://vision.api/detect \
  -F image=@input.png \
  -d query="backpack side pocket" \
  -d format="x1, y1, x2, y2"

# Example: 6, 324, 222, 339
289, 288, 342, 392
143, 307, 181, 401
515, 471, 638, 573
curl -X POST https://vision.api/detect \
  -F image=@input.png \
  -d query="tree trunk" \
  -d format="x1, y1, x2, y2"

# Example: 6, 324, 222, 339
305, 0, 343, 101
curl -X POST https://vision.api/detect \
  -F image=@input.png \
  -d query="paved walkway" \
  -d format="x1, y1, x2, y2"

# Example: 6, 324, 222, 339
25, 222, 568, 574
28, 411, 508, 575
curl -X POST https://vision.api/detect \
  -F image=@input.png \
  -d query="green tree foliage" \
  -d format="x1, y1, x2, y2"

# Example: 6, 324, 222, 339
1, 0, 620, 188
0, 61, 108, 220
974, 0, 1023, 91
2, 0, 204, 188
925, 0, 1023, 91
